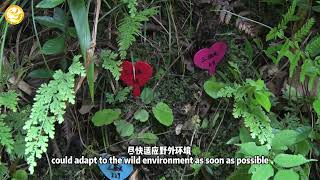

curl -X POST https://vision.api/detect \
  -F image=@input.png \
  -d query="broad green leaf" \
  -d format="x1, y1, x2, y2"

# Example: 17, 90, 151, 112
272, 130, 300, 151
42, 36, 65, 55
237, 142, 269, 156
255, 91, 271, 112
35, 8, 66, 31
140, 88, 154, 104
37, 0, 65, 8
313, 99, 320, 115
28, 69, 54, 78
249, 164, 274, 180
12, 169, 28, 180
295, 126, 312, 142
227, 166, 251, 180
91, 109, 121, 126
114, 120, 134, 137
67, 0, 94, 100
239, 127, 254, 143
274, 169, 299, 180
204, 80, 225, 99
274, 154, 316, 168
134, 109, 149, 122
138, 132, 159, 144
152, 102, 173, 126
296, 140, 311, 156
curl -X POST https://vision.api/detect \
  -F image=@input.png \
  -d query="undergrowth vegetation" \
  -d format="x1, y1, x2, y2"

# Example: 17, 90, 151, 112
0, 0, 320, 179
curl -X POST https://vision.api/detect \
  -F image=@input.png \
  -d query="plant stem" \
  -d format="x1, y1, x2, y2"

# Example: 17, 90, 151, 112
0, 23, 8, 78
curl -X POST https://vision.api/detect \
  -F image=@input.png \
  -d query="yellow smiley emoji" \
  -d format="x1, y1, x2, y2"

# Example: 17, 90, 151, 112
4, 5, 24, 25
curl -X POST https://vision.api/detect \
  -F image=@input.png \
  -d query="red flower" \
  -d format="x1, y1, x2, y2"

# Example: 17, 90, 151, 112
120, 60, 153, 97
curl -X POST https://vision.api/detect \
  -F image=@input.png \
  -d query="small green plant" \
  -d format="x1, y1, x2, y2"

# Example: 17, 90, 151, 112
118, 7, 158, 58
105, 87, 132, 104
0, 115, 14, 155
264, 0, 320, 119
23, 55, 85, 174
0, 91, 29, 179
204, 78, 273, 148
101, 50, 122, 81
228, 126, 316, 180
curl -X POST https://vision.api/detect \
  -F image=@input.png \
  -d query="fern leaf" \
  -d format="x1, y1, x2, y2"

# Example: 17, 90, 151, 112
115, 87, 131, 102
122, 0, 138, 17
117, 7, 158, 59
0, 115, 14, 155
0, 163, 9, 180
266, 0, 297, 41
294, 18, 315, 43
305, 35, 320, 57
214, 80, 273, 148
23, 55, 85, 174
0, 91, 18, 112
101, 50, 122, 80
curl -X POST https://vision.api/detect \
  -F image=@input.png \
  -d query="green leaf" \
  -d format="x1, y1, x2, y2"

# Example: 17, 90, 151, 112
274, 154, 316, 168
28, 69, 54, 78
0, 91, 18, 112
12, 169, 28, 180
134, 109, 149, 122
245, 39, 254, 62
226, 136, 240, 145
138, 132, 159, 144
272, 130, 300, 151
140, 88, 154, 104
114, 120, 134, 137
227, 166, 251, 180
274, 169, 299, 180
254, 91, 271, 112
192, 146, 201, 156
35, 8, 66, 31
238, 142, 269, 156
249, 164, 274, 180
204, 80, 225, 99
0, 164, 9, 179
91, 109, 121, 126
37, 0, 65, 8
42, 36, 65, 55
67, 0, 93, 100
152, 102, 173, 126
296, 140, 311, 156
313, 99, 320, 115
239, 127, 254, 143
101, 50, 121, 81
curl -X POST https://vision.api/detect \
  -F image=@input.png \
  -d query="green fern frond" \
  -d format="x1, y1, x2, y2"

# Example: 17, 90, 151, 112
294, 18, 315, 43
305, 35, 320, 57
266, 0, 297, 41
117, 7, 158, 59
277, 0, 297, 29
0, 91, 18, 112
106, 87, 132, 104
122, 0, 138, 16
0, 163, 9, 180
23, 55, 85, 174
0, 115, 14, 155
214, 80, 273, 148
101, 50, 122, 80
